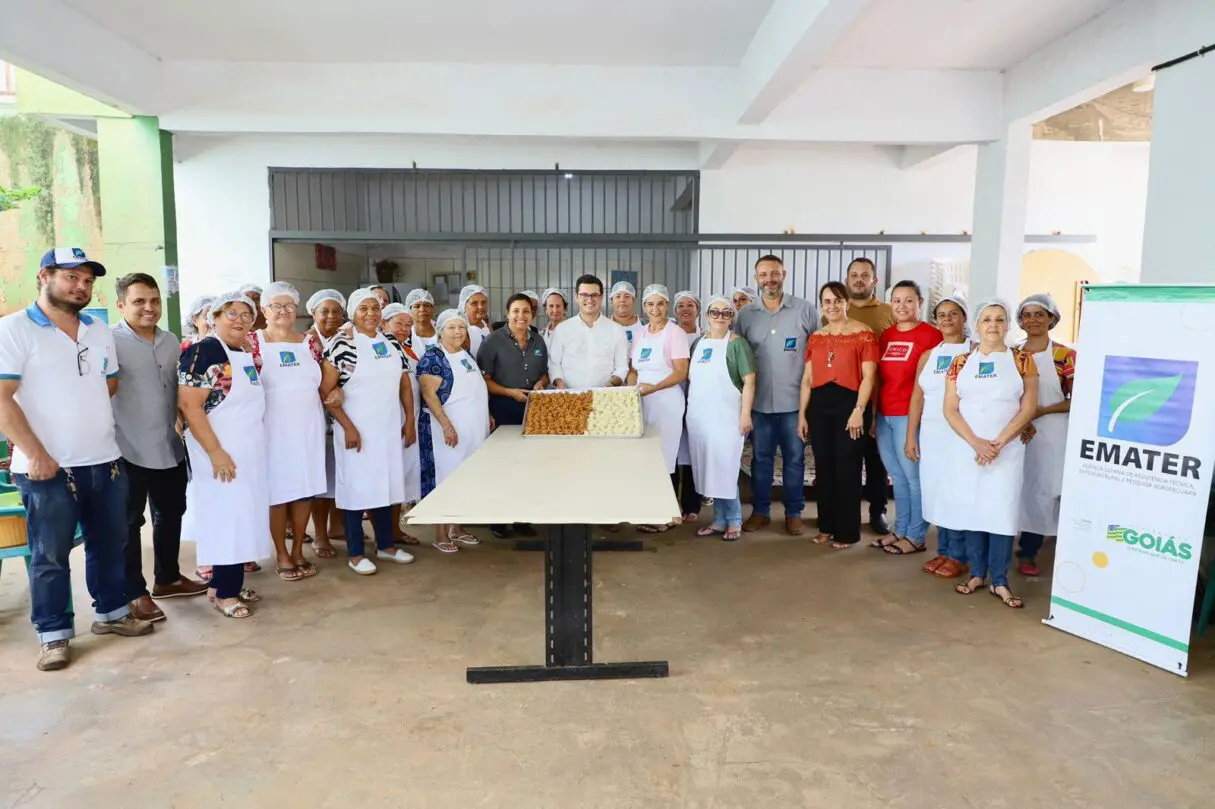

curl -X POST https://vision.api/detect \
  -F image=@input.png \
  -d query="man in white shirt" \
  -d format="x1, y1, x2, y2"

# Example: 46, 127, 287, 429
0, 248, 155, 672
548, 274, 629, 390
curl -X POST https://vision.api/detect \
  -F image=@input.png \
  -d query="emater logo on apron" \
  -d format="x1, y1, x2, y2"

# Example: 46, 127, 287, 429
976, 361, 996, 378
698, 348, 713, 363
639, 347, 653, 361
279, 351, 299, 367
372, 342, 390, 358
243, 365, 260, 384
460, 358, 475, 372
935, 354, 952, 372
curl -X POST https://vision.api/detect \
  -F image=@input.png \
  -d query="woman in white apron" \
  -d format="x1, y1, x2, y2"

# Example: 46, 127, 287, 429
251, 282, 338, 582
943, 298, 1040, 608
905, 293, 973, 579
407, 288, 439, 354
324, 289, 416, 575
460, 284, 492, 361
1015, 293, 1075, 576
381, 303, 423, 545
178, 292, 273, 619
417, 309, 491, 553
687, 295, 756, 541
672, 290, 704, 519
627, 285, 691, 533
305, 288, 347, 558
539, 287, 567, 348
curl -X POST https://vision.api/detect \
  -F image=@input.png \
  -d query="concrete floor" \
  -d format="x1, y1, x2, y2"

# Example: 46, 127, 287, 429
2, 509, 1214, 809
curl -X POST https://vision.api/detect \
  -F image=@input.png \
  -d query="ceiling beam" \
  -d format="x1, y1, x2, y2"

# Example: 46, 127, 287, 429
896, 145, 959, 170
699, 142, 740, 170
735, 0, 874, 125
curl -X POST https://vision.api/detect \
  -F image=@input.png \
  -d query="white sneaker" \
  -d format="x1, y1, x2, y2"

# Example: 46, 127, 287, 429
376, 548, 415, 565
347, 558, 378, 575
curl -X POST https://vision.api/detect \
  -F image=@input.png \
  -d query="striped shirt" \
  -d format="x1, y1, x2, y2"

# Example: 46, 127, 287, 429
325, 331, 410, 386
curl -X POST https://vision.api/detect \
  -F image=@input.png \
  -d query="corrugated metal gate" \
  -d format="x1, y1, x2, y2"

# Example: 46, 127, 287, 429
691, 244, 891, 301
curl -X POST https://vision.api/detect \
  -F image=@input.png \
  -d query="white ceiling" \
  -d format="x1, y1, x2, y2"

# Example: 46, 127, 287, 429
823, 0, 1122, 70
62, 0, 776, 65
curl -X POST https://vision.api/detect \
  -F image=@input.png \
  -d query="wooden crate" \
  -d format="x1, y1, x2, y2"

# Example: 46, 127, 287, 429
0, 514, 28, 549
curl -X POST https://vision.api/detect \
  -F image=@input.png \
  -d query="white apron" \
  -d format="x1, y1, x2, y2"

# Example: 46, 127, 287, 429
1018, 342, 1069, 535
258, 331, 327, 505
183, 341, 272, 566
333, 331, 406, 511
402, 350, 422, 503
951, 349, 1027, 536
412, 326, 439, 355
687, 337, 743, 499
312, 327, 343, 499
427, 348, 490, 488
633, 326, 686, 473
918, 341, 972, 527
676, 328, 702, 466
468, 323, 490, 363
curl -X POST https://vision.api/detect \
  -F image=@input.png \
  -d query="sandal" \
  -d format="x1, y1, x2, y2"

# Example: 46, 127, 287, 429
883, 539, 927, 555
682, 513, 700, 523
933, 559, 968, 579
696, 525, 725, 537
638, 524, 669, 534
448, 531, 480, 546
311, 542, 338, 559
295, 560, 318, 578
1018, 559, 1041, 577
955, 576, 985, 595
434, 539, 459, 553
195, 566, 213, 582
830, 540, 856, 550
396, 533, 422, 546
243, 561, 261, 573
215, 600, 251, 619
869, 534, 898, 549
921, 555, 947, 574
238, 587, 261, 603
811, 533, 833, 545
723, 527, 742, 542
990, 585, 1024, 608
276, 565, 305, 582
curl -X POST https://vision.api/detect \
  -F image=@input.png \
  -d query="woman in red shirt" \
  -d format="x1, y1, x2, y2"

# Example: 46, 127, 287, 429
873, 281, 943, 554
797, 281, 878, 548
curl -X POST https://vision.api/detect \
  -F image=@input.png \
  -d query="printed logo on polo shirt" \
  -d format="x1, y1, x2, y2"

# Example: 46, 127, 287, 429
533, 349, 543, 356
372, 341, 390, 358
279, 350, 299, 367
935, 354, 952, 372
243, 365, 260, 384
638, 347, 653, 362
882, 342, 912, 362
976, 361, 996, 378
460, 358, 475, 373
783, 337, 797, 351
1097, 355, 1197, 446
698, 348, 713, 363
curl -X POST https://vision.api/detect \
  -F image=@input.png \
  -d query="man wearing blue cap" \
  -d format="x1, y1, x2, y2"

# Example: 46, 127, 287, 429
0, 248, 155, 672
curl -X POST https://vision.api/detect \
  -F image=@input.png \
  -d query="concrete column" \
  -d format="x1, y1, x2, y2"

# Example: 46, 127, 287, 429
969, 123, 1032, 304
1140, 55, 1215, 283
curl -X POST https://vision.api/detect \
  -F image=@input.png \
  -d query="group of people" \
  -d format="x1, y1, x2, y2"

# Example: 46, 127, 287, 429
0, 245, 1070, 673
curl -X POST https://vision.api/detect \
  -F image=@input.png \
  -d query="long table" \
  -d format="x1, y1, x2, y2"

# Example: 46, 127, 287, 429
407, 425, 680, 684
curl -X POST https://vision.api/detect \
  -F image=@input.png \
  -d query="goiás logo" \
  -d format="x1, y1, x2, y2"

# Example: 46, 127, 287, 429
1105, 524, 1193, 562
1079, 355, 1202, 480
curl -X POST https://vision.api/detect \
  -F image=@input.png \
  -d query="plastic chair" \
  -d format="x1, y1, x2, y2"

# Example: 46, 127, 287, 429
0, 466, 84, 615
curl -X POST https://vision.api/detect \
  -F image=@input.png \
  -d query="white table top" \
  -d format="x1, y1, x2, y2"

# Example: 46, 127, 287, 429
406, 426, 681, 525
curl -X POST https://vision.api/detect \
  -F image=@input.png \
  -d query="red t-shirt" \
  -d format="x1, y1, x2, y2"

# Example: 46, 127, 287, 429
877, 322, 943, 416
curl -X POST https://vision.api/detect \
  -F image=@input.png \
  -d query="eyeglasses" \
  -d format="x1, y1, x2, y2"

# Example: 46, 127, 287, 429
222, 309, 254, 322
76, 343, 90, 377
267, 302, 297, 313
707, 309, 733, 319
577, 292, 602, 301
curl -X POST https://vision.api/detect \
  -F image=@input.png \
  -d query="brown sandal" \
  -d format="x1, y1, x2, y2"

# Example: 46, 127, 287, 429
934, 559, 968, 579
922, 555, 947, 574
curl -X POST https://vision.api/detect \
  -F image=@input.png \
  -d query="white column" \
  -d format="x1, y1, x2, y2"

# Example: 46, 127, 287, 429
1140, 55, 1215, 283
969, 123, 1032, 304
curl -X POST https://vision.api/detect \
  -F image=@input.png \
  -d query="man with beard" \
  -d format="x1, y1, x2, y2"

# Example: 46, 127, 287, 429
838, 258, 895, 535
0, 249, 155, 671
734, 255, 817, 536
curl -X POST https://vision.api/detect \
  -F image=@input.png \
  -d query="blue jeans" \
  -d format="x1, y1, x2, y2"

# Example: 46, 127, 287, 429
875, 415, 927, 543
15, 461, 131, 643
750, 411, 805, 518
713, 497, 742, 528
1017, 532, 1045, 561
342, 507, 395, 558
936, 527, 968, 564
963, 531, 1014, 588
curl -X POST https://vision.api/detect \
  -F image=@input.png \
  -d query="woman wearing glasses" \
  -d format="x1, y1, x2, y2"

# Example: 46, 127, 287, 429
178, 292, 273, 618
245, 282, 341, 582
687, 295, 756, 540
626, 285, 691, 533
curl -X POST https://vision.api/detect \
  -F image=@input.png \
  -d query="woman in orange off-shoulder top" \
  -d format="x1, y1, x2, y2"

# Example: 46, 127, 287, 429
797, 281, 878, 549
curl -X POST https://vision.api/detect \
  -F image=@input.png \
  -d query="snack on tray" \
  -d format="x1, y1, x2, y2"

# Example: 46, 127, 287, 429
523, 391, 593, 435
586, 387, 644, 437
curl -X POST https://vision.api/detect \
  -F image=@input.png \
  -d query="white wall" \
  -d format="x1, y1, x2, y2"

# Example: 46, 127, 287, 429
271, 242, 366, 323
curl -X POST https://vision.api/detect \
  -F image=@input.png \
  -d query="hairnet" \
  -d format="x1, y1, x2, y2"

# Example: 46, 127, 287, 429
405, 288, 434, 309
674, 290, 700, 310
436, 308, 468, 332
347, 288, 381, 317
239, 283, 263, 296
705, 294, 736, 313
306, 288, 344, 314
459, 284, 487, 311
609, 281, 636, 299
933, 291, 970, 322
520, 289, 540, 303
183, 295, 215, 334
732, 285, 757, 302
208, 291, 257, 326
1017, 292, 1061, 329
263, 281, 299, 305
641, 283, 670, 303
381, 302, 409, 322
542, 287, 567, 305
974, 297, 1014, 324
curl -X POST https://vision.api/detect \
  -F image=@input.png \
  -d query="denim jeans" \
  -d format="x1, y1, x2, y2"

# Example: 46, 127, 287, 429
875, 415, 927, 543
963, 531, 1014, 588
750, 411, 805, 518
936, 526, 968, 564
1017, 532, 1046, 561
342, 507, 395, 557
15, 461, 131, 643
713, 497, 743, 528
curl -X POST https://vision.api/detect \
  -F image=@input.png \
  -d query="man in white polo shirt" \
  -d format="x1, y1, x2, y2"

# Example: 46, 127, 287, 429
548, 274, 629, 390
0, 248, 154, 672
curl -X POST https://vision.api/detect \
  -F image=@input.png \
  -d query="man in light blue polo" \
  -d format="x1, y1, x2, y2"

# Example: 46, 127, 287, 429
0, 248, 154, 672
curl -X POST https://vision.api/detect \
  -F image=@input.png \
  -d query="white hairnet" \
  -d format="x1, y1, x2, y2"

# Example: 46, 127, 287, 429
642, 284, 670, 303
459, 284, 487, 311
183, 295, 215, 334
207, 291, 257, 326
974, 297, 1014, 324
381, 302, 409, 321
347, 288, 381, 317
263, 281, 299, 305
542, 287, 567, 305
674, 290, 701, 310
239, 283, 263, 296
1017, 292, 1061, 329
405, 288, 435, 309
933, 291, 970, 322
732, 285, 757, 301
436, 308, 468, 332
520, 289, 540, 303
609, 281, 636, 299
306, 288, 344, 314
706, 294, 736, 313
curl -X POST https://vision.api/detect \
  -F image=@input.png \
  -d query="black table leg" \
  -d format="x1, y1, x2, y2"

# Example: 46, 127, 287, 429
467, 524, 669, 684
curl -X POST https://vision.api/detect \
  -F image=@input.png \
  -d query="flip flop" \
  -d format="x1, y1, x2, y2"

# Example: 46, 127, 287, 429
195, 566, 213, 582
434, 539, 459, 553
723, 528, 742, 542
396, 534, 422, 546
243, 562, 262, 573
276, 565, 305, 582
696, 525, 725, 537
811, 533, 833, 545
311, 543, 338, 559
295, 561, 318, 578
448, 531, 480, 545
637, 524, 669, 534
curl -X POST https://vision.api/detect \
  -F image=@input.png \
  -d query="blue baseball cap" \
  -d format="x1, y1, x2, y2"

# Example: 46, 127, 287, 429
39, 247, 107, 277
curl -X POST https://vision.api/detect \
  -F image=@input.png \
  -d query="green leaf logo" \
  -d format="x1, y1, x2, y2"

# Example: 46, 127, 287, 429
1105, 374, 1182, 433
